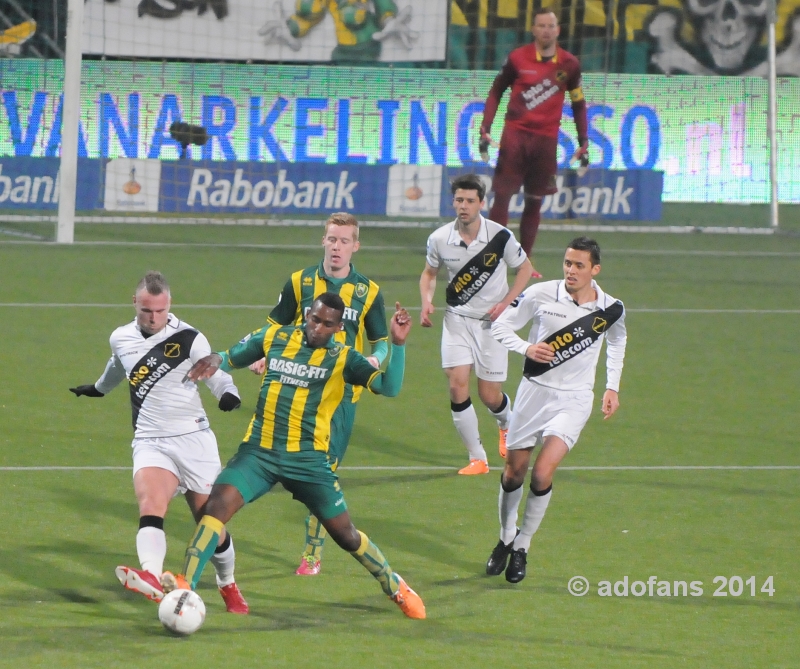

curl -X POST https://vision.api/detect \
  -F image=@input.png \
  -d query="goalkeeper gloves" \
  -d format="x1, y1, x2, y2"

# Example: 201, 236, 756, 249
572, 139, 590, 176
69, 385, 105, 398
478, 127, 498, 162
218, 392, 241, 412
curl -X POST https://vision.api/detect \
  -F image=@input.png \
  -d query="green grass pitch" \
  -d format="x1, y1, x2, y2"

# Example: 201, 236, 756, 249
1, 224, 798, 669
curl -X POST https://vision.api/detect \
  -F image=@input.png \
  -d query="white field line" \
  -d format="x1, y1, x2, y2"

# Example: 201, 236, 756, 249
0, 304, 799, 315
2, 239, 797, 253
1, 465, 798, 472
0, 215, 780, 235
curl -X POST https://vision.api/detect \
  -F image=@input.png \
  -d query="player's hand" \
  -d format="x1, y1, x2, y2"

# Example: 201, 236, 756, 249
420, 302, 435, 327
218, 392, 242, 412
372, 5, 418, 49
602, 389, 619, 419
69, 384, 104, 398
390, 301, 412, 345
249, 358, 266, 375
258, 2, 301, 50
486, 301, 509, 322
183, 353, 223, 383
525, 342, 555, 363
571, 140, 590, 177
479, 129, 498, 162
366, 355, 380, 369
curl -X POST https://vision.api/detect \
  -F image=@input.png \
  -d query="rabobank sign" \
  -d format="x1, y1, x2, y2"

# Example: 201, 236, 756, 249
538, 173, 663, 220
160, 162, 389, 214
441, 167, 663, 221
0, 158, 102, 210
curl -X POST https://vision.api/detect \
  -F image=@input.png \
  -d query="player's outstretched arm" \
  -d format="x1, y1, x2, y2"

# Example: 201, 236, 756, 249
69, 384, 104, 398
184, 353, 223, 383
249, 359, 266, 375
355, 303, 410, 397
86, 352, 127, 396
188, 327, 271, 382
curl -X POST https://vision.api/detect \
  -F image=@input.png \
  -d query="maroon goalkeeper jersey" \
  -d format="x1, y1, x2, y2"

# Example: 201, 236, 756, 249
482, 44, 584, 139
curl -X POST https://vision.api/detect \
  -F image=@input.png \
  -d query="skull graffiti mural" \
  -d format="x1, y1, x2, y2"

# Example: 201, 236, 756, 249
647, 0, 800, 75
688, 0, 767, 70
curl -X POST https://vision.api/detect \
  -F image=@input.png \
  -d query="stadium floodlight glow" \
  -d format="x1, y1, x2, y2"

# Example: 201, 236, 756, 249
169, 122, 209, 159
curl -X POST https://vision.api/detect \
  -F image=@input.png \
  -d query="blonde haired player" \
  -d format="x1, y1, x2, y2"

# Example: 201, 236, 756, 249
248, 212, 388, 575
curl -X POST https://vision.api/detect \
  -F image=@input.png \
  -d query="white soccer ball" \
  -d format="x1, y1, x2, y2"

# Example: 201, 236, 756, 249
158, 589, 206, 635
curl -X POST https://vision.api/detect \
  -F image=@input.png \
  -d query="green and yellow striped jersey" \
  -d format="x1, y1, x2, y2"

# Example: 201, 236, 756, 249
267, 262, 388, 402
220, 324, 382, 454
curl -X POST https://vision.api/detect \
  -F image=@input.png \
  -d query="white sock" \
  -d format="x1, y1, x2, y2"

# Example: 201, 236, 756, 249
488, 393, 511, 430
451, 399, 487, 461
514, 486, 552, 552
209, 534, 237, 587
499, 482, 524, 544
136, 527, 167, 576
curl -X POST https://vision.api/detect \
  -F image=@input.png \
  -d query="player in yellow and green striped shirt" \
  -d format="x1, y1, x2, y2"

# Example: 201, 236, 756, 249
161, 293, 425, 619
254, 212, 389, 575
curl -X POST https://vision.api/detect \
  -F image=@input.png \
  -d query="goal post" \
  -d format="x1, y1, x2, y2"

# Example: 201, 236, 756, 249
56, 0, 84, 244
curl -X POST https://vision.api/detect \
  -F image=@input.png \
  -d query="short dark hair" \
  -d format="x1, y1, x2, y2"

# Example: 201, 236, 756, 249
451, 174, 486, 202
567, 237, 601, 265
533, 7, 558, 22
136, 271, 170, 296
313, 292, 345, 321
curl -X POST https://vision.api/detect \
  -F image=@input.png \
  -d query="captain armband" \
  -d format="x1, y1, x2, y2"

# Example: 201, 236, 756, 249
569, 87, 585, 103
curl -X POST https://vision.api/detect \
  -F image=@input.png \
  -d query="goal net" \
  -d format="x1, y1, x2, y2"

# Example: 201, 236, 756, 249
1, 0, 799, 239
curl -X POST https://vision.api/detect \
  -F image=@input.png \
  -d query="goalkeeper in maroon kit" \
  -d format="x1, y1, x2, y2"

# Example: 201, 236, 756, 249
480, 9, 589, 273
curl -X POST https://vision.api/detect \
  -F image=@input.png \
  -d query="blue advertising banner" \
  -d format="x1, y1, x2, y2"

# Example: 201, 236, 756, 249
440, 168, 664, 221
0, 157, 102, 210
159, 161, 390, 215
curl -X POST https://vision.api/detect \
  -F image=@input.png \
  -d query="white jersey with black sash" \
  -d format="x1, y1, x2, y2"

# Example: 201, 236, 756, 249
425, 216, 527, 319
94, 314, 239, 438
491, 280, 627, 392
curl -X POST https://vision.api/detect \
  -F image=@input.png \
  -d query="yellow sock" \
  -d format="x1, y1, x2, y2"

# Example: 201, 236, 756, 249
183, 515, 224, 589
350, 530, 400, 597
302, 514, 328, 559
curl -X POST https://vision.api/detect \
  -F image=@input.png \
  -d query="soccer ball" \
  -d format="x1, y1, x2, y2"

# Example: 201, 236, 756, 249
158, 589, 206, 635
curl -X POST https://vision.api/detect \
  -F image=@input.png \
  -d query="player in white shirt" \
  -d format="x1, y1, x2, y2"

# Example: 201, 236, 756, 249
486, 238, 627, 583
69, 271, 249, 613
420, 174, 533, 475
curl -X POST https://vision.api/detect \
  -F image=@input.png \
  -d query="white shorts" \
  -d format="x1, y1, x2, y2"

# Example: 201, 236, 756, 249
131, 429, 222, 495
441, 311, 508, 381
506, 379, 593, 451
